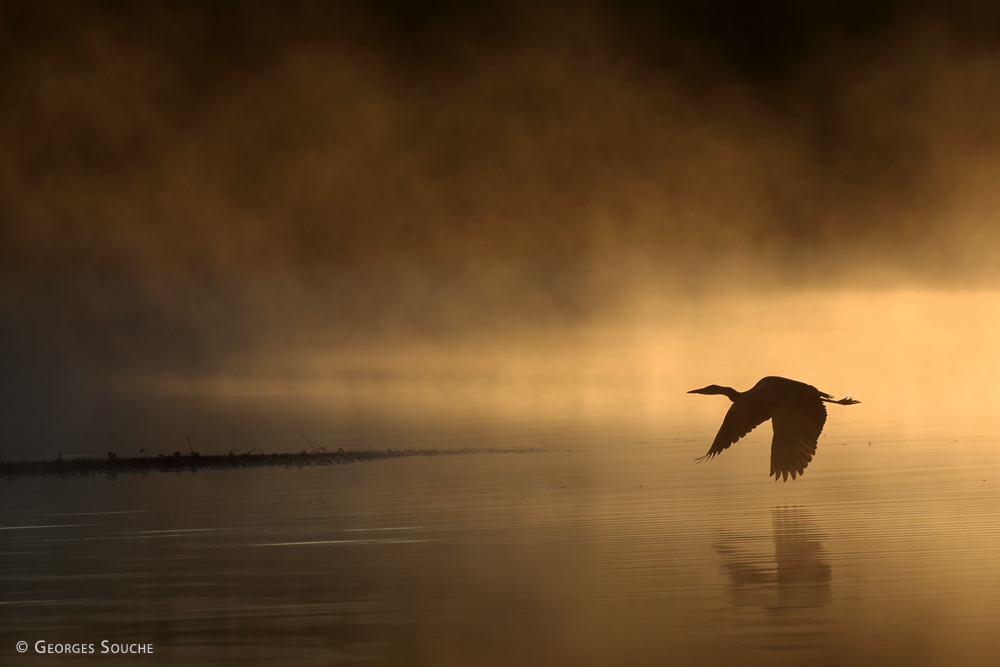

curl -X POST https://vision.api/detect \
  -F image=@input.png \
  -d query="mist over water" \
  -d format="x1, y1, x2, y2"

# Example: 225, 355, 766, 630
5, 1, 1000, 406
7, 288, 998, 465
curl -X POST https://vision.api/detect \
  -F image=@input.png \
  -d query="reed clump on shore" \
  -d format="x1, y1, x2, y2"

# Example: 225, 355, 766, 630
0, 447, 543, 479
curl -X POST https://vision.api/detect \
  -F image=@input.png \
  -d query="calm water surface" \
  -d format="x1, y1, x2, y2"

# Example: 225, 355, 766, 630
4, 428, 1000, 666
4, 290, 1000, 665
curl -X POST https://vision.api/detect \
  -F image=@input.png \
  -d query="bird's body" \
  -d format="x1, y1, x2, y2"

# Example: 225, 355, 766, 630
689, 376, 859, 481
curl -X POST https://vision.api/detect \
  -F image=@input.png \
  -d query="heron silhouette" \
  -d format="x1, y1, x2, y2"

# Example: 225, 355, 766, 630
689, 376, 859, 481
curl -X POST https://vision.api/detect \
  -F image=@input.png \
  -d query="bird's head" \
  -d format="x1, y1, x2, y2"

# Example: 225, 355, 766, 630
687, 384, 729, 396
687, 384, 742, 401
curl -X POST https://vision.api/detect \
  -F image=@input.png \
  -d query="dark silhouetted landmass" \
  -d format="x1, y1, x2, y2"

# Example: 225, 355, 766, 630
0, 448, 544, 479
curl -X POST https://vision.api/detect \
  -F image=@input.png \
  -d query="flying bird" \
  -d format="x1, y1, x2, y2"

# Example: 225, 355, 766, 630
689, 376, 859, 481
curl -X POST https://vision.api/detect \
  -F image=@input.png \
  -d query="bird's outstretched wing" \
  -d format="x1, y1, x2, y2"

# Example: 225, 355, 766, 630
697, 399, 772, 462
769, 395, 827, 481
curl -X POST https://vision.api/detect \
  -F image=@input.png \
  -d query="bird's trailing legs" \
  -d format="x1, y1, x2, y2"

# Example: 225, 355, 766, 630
823, 397, 860, 405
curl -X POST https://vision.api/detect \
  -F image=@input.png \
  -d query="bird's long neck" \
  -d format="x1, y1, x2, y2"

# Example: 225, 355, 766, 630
717, 386, 742, 402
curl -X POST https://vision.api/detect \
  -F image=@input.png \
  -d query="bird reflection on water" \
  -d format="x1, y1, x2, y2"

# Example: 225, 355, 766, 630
713, 507, 832, 651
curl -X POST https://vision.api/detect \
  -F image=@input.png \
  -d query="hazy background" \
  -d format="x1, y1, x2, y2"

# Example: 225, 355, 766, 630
3, 0, 1000, 458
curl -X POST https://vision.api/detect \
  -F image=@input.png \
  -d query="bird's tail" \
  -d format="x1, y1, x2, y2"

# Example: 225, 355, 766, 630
822, 396, 860, 405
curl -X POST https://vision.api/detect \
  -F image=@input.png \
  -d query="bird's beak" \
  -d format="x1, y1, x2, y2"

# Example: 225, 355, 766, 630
688, 387, 708, 394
